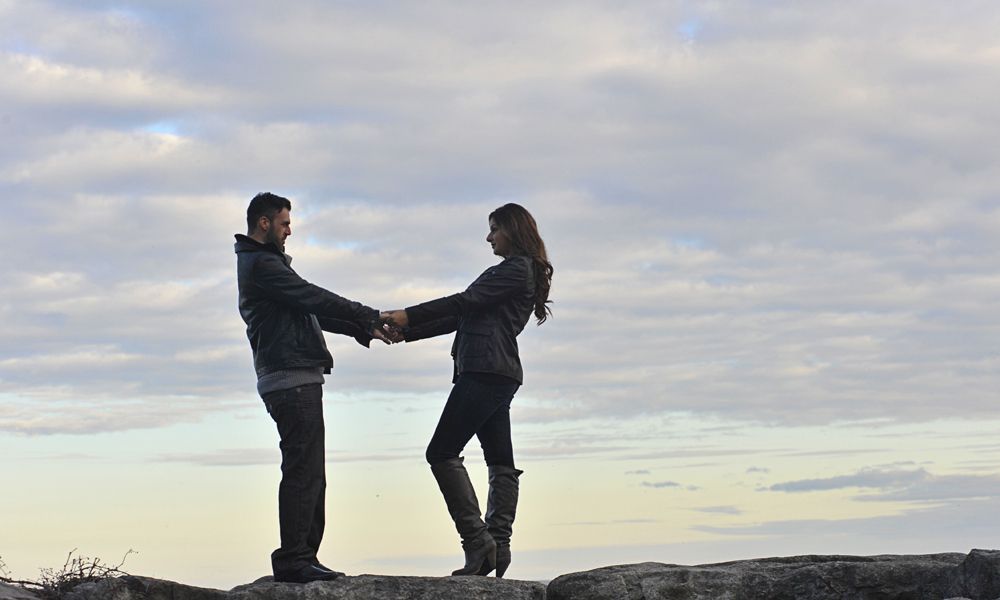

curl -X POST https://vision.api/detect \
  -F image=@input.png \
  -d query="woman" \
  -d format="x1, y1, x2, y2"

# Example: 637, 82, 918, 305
382, 203, 553, 577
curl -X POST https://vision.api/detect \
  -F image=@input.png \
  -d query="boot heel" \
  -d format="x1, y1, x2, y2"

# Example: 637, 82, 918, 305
431, 458, 497, 577
483, 466, 522, 578
494, 543, 511, 577
452, 529, 496, 576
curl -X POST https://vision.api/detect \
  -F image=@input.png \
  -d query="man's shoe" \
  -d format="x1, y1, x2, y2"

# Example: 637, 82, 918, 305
312, 562, 346, 578
274, 564, 344, 583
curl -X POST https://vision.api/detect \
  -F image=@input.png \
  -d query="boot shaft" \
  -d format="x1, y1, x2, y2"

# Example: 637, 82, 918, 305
430, 457, 488, 541
484, 465, 523, 544
430, 457, 497, 576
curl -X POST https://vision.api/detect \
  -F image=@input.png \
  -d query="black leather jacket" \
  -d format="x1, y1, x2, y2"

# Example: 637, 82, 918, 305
234, 234, 378, 377
405, 255, 535, 384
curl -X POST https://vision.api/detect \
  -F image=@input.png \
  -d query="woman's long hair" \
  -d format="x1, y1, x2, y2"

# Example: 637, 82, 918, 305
489, 203, 554, 325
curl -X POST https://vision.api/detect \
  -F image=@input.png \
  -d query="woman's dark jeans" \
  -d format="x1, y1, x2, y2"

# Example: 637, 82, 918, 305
426, 372, 520, 467
262, 384, 326, 575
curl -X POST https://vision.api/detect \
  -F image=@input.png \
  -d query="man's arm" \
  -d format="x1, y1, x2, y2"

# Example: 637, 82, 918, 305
253, 253, 379, 330
316, 316, 375, 347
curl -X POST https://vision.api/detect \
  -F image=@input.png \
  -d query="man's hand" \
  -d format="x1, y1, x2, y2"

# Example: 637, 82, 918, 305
381, 323, 405, 343
371, 327, 393, 345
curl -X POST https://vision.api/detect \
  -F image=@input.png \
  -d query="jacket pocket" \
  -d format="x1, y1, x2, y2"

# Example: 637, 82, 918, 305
458, 328, 492, 358
460, 317, 493, 334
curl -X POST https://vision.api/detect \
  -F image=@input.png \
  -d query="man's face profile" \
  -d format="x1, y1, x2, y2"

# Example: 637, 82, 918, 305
262, 208, 292, 252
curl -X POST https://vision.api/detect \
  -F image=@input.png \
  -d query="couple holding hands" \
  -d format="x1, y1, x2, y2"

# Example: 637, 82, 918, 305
234, 193, 553, 583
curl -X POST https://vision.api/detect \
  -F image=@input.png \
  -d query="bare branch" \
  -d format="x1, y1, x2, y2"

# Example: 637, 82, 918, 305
0, 549, 137, 600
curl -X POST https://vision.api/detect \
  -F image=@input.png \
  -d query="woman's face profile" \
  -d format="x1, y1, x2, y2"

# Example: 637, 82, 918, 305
487, 218, 512, 257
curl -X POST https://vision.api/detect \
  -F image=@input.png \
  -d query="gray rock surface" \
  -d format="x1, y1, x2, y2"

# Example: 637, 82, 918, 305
229, 574, 545, 600
64, 575, 229, 600
547, 550, 1000, 600
0, 583, 39, 600
8, 549, 999, 599
943, 549, 1000, 600
62, 574, 544, 600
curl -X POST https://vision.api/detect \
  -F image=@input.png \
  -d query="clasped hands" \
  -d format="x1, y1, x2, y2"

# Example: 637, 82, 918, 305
371, 309, 409, 344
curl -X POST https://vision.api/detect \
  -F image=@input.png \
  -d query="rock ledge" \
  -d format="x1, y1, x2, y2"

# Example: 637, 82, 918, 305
3, 550, 998, 600
548, 549, 1000, 600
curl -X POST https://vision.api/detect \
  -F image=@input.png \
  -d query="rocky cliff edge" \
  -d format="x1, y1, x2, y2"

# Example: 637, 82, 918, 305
3, 549, 998, 600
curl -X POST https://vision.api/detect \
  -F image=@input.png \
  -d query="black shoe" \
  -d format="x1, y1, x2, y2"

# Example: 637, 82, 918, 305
312, 562, 346, 577
274, 564, 344, 583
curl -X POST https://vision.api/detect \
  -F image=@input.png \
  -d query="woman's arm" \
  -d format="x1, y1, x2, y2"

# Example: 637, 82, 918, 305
406, 256, 531, 326
404, 315, 459, 342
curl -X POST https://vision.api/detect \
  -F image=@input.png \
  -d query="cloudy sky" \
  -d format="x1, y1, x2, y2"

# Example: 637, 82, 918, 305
2, 0, 999, 589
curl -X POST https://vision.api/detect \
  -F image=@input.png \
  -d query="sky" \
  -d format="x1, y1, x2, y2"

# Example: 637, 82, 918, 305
1, 0, 999, 590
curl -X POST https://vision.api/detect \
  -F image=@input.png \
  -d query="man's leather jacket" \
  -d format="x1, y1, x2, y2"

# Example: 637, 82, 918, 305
235, 234, 378, 377
404, 255, 535, 384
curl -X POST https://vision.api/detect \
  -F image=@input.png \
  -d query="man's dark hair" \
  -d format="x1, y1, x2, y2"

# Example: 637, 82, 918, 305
247, 192, 292, 234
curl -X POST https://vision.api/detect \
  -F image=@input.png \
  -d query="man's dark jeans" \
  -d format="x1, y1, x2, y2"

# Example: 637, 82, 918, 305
262, 383, 326, 576
425, 372, 520, 467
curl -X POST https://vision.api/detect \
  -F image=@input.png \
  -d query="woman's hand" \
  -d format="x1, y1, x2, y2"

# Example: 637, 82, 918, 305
379, 310, 408, 343
381, 309, 409, 328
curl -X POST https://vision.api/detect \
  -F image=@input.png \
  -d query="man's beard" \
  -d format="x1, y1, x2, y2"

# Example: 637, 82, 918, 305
266, 229, 284, 251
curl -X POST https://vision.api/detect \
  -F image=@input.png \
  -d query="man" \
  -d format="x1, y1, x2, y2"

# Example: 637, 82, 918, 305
235, 192, 388, 583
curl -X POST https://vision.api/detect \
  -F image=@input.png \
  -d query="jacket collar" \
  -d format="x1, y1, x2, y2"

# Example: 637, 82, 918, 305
234, 234, 292, 265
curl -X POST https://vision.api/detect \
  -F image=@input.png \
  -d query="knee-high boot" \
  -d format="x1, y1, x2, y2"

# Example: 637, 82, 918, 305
431, 457, 497, 576
479, 465, 523, 578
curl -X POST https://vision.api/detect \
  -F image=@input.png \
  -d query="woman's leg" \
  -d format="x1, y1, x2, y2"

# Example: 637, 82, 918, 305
425, 374, 516, 465
476, 402, 514, 468
425, 373, 517, 575
474, 386, 522, 577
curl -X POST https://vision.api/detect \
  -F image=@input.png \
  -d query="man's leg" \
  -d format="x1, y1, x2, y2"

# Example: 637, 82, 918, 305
263, 384, 329, 579
305, 459, 326, 562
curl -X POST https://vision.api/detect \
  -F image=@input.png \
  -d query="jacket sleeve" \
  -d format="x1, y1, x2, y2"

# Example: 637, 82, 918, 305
406, 256, 530, 326
404, 315, 459, 343
317, 316, 374, 348
252, 253, 378, 329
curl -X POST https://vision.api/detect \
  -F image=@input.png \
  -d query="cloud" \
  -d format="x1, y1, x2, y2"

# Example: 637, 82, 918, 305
1, 0, 999, 440
695, 499, 1000, 547
0, 345, 143, 370
2, 3, 1000, 590
153, 448, 277, 467
152, 445, 432, 467
619, 447, 784, 461
0, 52, 222, 116
692, 506, 743, 515
766, 467, 1000, 503
553, 518, 661, 527
857, 473, 1000, 503
0, 392, 251, 436
768, 468, 931, 493
640, 481, 681, 489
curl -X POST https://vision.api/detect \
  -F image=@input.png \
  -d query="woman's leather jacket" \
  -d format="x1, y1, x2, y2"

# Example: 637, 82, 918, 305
405, 255, 535, 384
